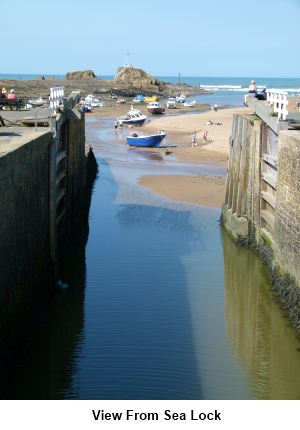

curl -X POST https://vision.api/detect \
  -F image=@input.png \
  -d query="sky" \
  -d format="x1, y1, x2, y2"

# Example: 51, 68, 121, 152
3, 0, 300, 78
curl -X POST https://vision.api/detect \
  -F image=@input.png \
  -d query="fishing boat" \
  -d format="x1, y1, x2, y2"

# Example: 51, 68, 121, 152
132, 94, 145, 102
167, 97, 176, 108
116, 99, 126, 104
147, 101, 165, 114
126, 130, 166, 147
183, 100, 196, 107
144, 95, 159, 102
27, 97, 46, 107
117, 105, 147, 125
175, 94, 186, 103
91, 101, 103, 107
80, 103, 93, 112
85, 95, 103, 107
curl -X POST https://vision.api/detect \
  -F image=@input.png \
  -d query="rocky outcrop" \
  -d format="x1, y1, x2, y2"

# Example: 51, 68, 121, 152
35, 76, 45, 80
66, 70, 97, 80
114, 67, 166, 94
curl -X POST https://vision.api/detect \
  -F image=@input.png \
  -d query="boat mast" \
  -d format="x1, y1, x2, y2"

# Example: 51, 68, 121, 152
126, 51, 130, 67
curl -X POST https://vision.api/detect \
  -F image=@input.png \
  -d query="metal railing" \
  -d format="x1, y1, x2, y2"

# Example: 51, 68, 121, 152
266, 89, 289, 120
49, 86, 65, 116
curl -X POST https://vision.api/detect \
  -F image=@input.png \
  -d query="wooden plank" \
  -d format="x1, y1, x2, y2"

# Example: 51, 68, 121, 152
261, 191, 276, 209
56, 188, 66, 205
262, 153, 278, 168
262, 173, 277, 189
56, 169, 66, 185
261, 210, 275, 230
56, 150, 66, 164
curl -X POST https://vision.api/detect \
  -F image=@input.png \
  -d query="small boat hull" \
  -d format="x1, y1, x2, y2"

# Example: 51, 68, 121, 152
132, 94, 145, 102
121, 117, 146, 125
126, 131, 166, 148
28, 99, 45, 107
147, 102, 165, 114
81, 105, 92, 112
183, 101, 196, 107
144, 96, 159, 102
147, 107, 165, 114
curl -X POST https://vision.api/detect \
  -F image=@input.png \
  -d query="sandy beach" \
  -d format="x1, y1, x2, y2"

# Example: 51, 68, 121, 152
90, 104, 251, 208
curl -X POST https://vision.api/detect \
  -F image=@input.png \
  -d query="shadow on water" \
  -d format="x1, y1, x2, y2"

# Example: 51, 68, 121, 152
5, 238, 87, 399
222, 229, 300, 400
7, 159, 206, 399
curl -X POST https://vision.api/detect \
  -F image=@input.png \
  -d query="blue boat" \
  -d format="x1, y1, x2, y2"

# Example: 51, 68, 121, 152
132, 94, 145, 102
118, 105, 147, 125
126, 130, 167, 148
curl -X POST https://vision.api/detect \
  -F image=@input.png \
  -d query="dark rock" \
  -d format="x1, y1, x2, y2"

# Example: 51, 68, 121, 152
66, 70, 97, 80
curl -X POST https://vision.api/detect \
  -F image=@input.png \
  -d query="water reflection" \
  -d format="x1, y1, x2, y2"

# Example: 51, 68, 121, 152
6, 241, 87, 399
126, 147, 165, 162
222, 229, 300, 399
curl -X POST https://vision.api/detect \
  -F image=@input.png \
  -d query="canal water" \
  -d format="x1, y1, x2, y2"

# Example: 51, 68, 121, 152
7, 117, 300, 400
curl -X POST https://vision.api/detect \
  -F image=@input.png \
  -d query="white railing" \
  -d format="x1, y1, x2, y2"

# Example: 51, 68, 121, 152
49, 86, 65, 116
266, 89, 289, 120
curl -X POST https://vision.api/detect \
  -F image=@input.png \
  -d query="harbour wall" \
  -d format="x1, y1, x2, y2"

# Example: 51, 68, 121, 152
0, 97, 98, 396
222, 97, 300, 327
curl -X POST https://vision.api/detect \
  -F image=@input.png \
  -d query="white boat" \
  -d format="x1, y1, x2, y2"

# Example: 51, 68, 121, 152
27, 97, 46, 107
176, 94, 186, 103
167, 97, 176, 108
81, 104, 93, 112
117, 105, 147, 125
85, 95, 103, 107
183, 100, 196, 107
91, 101, 103, 107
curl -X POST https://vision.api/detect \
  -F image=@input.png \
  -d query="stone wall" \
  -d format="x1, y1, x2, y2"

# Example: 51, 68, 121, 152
0, 113, 98, 396
0, 132, 52, 292
273, 131, 300, 286
222, 110, 300, 326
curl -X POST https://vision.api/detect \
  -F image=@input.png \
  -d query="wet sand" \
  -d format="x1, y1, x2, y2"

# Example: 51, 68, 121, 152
89, 104, 251, 207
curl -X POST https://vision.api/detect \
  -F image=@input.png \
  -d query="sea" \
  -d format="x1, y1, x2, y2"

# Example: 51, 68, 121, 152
1, 74, 300, 108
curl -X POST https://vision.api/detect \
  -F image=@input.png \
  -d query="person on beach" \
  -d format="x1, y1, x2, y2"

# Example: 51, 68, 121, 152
114, 120, 118, 129
206, 120, 213, 125
192, 132, 197, 146
7, 89, 18, 110
214, 104, 218, 112
119, 120, 123, 129
248, 80, 258, 98
203, 131, 208, 145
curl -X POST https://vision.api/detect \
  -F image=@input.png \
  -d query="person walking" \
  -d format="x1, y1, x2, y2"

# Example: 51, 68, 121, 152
203, 131, 208, 145
192, 132, 197, 146
114, 120, 118, 129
